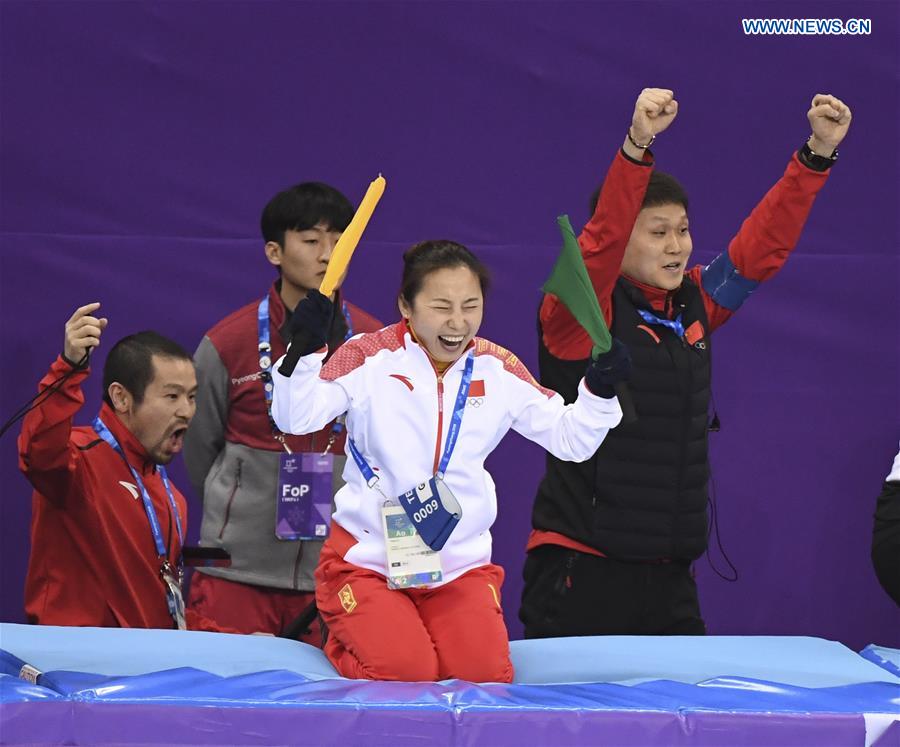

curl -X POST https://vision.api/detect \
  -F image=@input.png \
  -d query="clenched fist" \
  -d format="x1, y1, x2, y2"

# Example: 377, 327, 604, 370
63, 303, 108, 365
807, 94, 851, 157
629, 88, 678, 147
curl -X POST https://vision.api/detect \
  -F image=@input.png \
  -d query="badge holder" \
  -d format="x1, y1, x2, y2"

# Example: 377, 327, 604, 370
276, 450, 335, 540
259, 297, 343, 542
160, 561, 187, 630
381, 502, 444, 589
398, 475, 462, 551
381, 474, 462, 590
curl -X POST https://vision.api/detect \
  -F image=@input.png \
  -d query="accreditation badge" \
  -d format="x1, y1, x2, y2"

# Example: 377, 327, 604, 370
397, 476, 462, 551
381, 504, 443, 589
160, 562, 186, 631
275, 452, 335, 540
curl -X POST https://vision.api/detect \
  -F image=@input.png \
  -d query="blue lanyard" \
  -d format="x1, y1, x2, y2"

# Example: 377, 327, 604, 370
92, 417, 183, 560
257, 294, 353, 440
438, 351, 474, 479
346, 350, 475, 486
637, 308, 685, 340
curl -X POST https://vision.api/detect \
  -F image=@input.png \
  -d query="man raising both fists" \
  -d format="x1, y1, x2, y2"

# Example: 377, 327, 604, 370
522, 90, 851, 637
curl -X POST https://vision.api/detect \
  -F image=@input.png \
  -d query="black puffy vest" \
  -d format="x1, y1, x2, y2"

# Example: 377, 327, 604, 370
532, 277, 712, 561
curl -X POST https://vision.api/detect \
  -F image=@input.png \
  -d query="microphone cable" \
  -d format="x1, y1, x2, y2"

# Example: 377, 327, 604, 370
705, 392, 739, 582
0, 353, 90, 440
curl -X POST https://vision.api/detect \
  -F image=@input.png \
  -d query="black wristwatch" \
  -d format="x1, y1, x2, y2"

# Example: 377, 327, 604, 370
799, 139, 838, 171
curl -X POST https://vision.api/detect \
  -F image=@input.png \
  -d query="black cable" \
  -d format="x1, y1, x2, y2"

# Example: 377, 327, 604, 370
0, 353, 89, 439
704, 392, 738, 581
280, 600, 319, 640
705, 457, 739, 582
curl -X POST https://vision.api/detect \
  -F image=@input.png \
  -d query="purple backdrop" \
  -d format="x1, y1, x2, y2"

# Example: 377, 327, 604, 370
1, 1, 897, 649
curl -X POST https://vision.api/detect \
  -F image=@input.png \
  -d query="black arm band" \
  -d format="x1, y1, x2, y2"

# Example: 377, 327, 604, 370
620, 147, 654, 167
798, 141, 836, 172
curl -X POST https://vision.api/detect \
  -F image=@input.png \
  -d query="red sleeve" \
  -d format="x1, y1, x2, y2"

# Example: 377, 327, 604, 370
694, 153, 830, 334
541, 149, 653, 360
17, 356, 91, 502
728, 152, 829, 282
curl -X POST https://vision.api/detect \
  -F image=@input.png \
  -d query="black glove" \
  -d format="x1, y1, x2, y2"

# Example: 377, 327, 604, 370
584, 338, 632, 398
278, 290, 334, 376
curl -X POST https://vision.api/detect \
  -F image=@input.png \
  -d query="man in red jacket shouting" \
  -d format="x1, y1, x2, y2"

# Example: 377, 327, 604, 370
19, 303, 222, 630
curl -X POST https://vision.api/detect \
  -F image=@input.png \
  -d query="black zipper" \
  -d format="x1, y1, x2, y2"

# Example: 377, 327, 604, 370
293, 542, 304, 589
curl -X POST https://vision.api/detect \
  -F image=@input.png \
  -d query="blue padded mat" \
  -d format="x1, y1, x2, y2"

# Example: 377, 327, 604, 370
3, 624, 899, 688
863, 645, 900, 678
2, 624, 898, 747
0, 623, 339, 679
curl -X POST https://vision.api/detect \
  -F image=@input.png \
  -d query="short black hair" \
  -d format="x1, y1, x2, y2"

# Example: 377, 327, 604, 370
589, 170, 689, 215
399, 240, 491, 306
102, 332, 193, 407
260, 182, 354, 248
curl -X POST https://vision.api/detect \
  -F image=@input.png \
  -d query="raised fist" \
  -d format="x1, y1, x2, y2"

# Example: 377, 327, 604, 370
630, 88, 678, 146
63, 303, 108, 365
807, 94, 851, 156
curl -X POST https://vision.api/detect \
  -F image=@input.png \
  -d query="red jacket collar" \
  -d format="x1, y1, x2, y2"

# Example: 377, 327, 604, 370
621, 273, 674, 314
97, 402, 155, 476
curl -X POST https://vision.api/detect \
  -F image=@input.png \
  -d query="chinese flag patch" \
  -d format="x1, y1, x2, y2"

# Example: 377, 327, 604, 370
469, 379, 486, 398
684, 321, 705, 346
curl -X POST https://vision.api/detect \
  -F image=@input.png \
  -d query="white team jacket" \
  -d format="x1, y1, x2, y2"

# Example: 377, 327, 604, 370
272, 321, 622, 585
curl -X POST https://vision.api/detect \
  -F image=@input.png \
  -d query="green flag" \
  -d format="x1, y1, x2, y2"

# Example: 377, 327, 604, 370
542, 215, 612, 355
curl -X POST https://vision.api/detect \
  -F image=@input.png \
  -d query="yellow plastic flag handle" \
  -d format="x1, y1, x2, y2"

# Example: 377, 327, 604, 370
319, 175, 386, 297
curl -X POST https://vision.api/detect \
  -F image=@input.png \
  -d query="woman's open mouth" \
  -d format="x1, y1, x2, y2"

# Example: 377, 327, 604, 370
438, 334, 465, 352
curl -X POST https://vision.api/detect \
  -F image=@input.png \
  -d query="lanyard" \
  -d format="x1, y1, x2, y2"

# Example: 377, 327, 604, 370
346, 350, 475, 487
258, 294, 353, 449
637, 308, 685, 340
92, 417, 183, 561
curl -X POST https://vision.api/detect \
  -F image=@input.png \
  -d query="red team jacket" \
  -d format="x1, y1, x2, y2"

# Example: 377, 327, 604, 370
18, 356, 220, 630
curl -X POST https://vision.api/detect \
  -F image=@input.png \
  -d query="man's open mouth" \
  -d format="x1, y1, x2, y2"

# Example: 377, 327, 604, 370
167, 426, 188, 452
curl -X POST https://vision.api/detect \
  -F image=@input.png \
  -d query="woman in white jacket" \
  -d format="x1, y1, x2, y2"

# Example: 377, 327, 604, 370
272, 240, 630, 682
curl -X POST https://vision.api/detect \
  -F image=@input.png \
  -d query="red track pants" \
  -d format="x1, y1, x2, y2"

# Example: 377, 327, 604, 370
188, 572, 321, 645
315, 526, 513, 682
